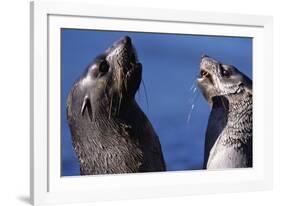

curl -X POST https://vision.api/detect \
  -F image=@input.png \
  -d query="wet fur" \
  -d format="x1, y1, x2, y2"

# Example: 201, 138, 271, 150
67, 36, 166, 175
197, 56, 252, 169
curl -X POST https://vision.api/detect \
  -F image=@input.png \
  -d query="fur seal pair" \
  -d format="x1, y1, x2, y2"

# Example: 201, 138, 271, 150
197, 55, 252, 169
67, 36, 166, 175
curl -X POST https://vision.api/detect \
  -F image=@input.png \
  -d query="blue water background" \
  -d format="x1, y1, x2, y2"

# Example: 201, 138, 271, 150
61, 29, 252, 176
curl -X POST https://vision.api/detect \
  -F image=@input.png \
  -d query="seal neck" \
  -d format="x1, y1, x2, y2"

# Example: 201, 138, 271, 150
227, 91, 252, 115
210, 90, 252, 134
92, 97, 137, 122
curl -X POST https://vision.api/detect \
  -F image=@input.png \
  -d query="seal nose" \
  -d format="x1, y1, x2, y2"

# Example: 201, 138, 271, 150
120, 36, 132, 45
201, 54, 209, 59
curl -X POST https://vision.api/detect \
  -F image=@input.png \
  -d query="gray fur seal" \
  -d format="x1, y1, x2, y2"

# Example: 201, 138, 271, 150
197, 55, 252, 169
67, 36, 166, 175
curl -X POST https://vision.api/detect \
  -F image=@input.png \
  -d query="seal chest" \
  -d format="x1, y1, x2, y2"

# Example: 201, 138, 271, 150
197, 55, 252, 169
67, 36, 166, 175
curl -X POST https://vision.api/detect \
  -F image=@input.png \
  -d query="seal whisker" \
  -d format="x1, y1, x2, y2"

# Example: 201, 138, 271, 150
117, 93, 123, 115
141, 79, 149, 112
136, 87, 141, 101
108, 93, 114, 119
124, 76, 128, 91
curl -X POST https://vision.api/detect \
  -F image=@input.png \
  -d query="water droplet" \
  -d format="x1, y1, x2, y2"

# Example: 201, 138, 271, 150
187, 104, 195, 123
187, 80, 200, 124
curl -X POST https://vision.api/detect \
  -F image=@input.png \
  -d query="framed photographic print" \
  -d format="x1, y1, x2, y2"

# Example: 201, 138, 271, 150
30, 0, 273, 205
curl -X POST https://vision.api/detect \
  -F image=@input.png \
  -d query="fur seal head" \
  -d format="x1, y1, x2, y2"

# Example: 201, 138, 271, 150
197, 55, 252, 105
68, 36, 142, 120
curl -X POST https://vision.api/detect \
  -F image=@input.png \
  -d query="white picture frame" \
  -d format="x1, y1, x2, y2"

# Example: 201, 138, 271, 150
30, 0, 273, 205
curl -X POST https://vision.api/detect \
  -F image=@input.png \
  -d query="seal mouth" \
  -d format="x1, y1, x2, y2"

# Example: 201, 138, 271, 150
200, 69, 210, 79
104, 36, 143, 117
198, 55, 216, 85
105, 36, 143, 117
111, 36, 142, 94
125, 49, 139, 79
198, 68, 213, 85
121, 37, 140, 77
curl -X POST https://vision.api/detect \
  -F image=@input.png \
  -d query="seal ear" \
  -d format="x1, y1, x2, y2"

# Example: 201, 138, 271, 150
81, 95, 93, 121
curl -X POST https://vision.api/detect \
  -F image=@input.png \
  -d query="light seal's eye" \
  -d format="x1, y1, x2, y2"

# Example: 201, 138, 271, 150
221, 68, 231, 78
99, 60, 109, 73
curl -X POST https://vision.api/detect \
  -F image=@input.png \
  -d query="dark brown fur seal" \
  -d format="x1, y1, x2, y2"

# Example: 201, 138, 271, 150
67, 36, 166, 175
197, 55, 252, 169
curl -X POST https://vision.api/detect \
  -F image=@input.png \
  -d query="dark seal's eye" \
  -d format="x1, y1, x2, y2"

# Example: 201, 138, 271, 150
99, 60, 109, 73
221, 67, 231, 78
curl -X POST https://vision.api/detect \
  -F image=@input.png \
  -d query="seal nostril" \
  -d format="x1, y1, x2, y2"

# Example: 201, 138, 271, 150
201, 54, 209, 59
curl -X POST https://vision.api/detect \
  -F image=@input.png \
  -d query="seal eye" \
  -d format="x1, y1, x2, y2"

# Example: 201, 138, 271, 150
99, 60, 109, 73
221, 68, 231, 78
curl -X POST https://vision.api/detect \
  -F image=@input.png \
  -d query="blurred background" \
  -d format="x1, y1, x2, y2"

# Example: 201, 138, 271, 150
61, 29, 252, 176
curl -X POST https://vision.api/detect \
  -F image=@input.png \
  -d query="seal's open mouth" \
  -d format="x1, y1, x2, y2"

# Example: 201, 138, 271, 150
199, 68, 213, 85
200, 69, 210, 78
198, 55, 217, 85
